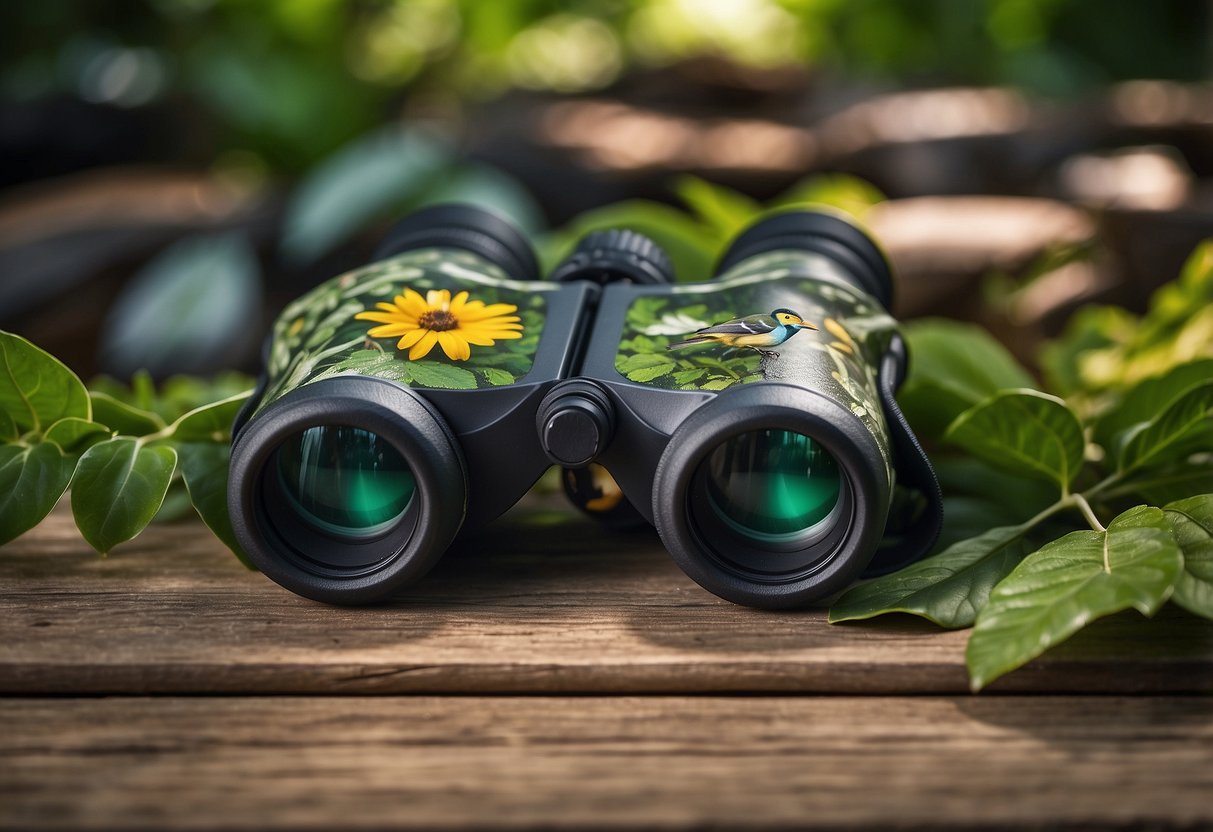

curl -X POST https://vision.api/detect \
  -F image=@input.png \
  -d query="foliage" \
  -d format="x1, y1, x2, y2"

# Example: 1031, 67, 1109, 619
830, 242, 1213, 689
0, 332, 252, 563
540, 173, 885, 279
3, 2, 1207, 170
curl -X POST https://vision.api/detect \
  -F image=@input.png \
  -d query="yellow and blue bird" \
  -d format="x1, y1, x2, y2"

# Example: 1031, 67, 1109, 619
667, 308, 818, 357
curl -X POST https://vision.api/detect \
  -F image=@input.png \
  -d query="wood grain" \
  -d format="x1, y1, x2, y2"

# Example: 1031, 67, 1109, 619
2, 505, 1211, 695
3, 695, 1212, 830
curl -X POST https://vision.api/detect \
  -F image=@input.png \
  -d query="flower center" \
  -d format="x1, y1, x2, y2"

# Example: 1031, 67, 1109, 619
418, 309, 458, 332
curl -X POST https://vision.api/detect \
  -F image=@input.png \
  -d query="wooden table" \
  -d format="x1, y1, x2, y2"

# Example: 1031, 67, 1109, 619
3, 501, 1213, 830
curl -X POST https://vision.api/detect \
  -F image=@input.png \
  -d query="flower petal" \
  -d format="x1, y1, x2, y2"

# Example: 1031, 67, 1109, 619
426, 289, 451, 310
368, 323, 415, 338
408, 330, 439, 360
449, 291, 470, 313
458, 303, 519, 321
401, 289, 428, 317
356, 311, 406, 324
396, 329, 427, 349
435, 331, 464, 361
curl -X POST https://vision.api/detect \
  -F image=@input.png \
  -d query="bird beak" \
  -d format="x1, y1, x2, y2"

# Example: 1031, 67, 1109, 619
799, 321, 818, 331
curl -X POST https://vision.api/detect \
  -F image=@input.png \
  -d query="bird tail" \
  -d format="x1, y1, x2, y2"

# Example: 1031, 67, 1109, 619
667, 335, 716, 350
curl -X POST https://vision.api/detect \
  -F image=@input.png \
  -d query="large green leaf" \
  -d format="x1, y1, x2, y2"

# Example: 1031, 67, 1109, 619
177, 442, 252, 568
966, 505, 1182, 691
829, 523, 1035, 628
89, 391, 165, 436
896, 320, 1035, 441
281, 126, 450, 265
1117, 381, 1213, 473
0, 331, 90, 434
1164, 495, 1213, 619
0, 443, 77, 546
1111, 460, 1213, 505
42, 418, 110, 454
1094, 359, 1213, 451
70, 439, 178, 553
98, 232, 262, 378
169, 392, 251, 443
673, 176, 761, 236
945, 390, 1086, 490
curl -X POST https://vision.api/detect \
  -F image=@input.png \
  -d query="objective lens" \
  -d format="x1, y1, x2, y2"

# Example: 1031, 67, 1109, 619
275, 425, 415, 539
704, 429, 841, 541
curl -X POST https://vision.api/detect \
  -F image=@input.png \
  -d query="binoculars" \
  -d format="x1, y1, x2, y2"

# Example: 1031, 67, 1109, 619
229, 204, 941, 608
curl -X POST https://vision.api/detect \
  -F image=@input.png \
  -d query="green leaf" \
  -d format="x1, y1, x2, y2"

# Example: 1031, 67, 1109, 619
281, 126, 450, 264
168, 392, 251, 442
945, 390, 1086, 489
1094, 359, 1213, 451
405, 362, 477, 390
830, 524, 1036, 628
98, 232, 262, 377
673, 176, 761, 236
0, 443, 76, 546
966, 505, 1183, 691
1118, 381, 1213, 473
0, 409, 17, 442
0, 331, 90, 434
1113, 461, 1213, 505
617, 353, 674, 373
1164, 495, 1213, 619
479, 367, 515, 386
627, 364, 676, 383
89, 391, 165, 436
539, 200, 717, 281
177, 442, 253, 568
70, 439, 178, 553
897, 320, 1035, 441
42, 418, 111, 454
771, 173, 886, 219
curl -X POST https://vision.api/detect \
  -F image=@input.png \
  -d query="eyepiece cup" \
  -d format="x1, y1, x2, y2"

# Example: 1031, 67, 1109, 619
652, 383, 890, 608
374, 203, 541, 282
714, 210, 894, 310
228, 377, 466, 605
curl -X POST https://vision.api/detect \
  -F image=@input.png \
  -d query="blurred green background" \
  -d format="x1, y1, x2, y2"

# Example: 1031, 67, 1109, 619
2, 0, 1210, 378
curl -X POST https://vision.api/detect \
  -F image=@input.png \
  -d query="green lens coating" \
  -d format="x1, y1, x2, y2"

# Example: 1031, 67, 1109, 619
704, 429, 841, 540
275, 426, 415, 539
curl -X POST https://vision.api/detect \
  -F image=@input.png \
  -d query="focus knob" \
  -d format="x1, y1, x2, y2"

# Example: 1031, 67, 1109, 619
536, 381, 615, 468
549, 229, 675, 285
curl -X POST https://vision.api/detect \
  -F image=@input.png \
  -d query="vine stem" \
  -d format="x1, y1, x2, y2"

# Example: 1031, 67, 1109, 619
1072, 493, 1107, 533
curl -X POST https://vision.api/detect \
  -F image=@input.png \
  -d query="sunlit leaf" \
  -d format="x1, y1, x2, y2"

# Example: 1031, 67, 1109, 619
897, 319, 1035, 441
673, 176, 761, 236
1117, 381, 1213, 473
70, 439, 178, 553
966, 506, 1182, 691
0, 331, 90, 434
945, 390, 1085, 489
0, 443, 76, 546
830, 523, 1035, 628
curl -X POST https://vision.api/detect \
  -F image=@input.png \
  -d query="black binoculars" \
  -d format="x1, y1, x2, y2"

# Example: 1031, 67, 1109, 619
229, 204, 941, 607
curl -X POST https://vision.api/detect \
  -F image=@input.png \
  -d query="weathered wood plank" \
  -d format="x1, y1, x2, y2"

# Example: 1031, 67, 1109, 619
2, 695, 1211, 830
2, 505, 1211, 694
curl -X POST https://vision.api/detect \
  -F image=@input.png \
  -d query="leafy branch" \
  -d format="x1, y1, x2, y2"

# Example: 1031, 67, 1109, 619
831, 242, 1213, 689
0, 332, 251, 563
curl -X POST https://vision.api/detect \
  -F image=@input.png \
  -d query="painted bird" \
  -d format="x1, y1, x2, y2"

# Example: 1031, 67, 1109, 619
667, 308, 818, 357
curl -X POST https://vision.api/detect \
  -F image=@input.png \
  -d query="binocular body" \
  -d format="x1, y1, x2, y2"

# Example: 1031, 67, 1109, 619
229, 207, 940, 607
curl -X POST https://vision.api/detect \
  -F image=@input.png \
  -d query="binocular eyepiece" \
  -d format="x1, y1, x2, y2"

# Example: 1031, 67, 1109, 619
229, 204, 941, 607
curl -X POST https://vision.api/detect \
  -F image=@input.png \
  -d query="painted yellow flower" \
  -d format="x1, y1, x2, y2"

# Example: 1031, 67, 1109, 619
355, 288, 523, 361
